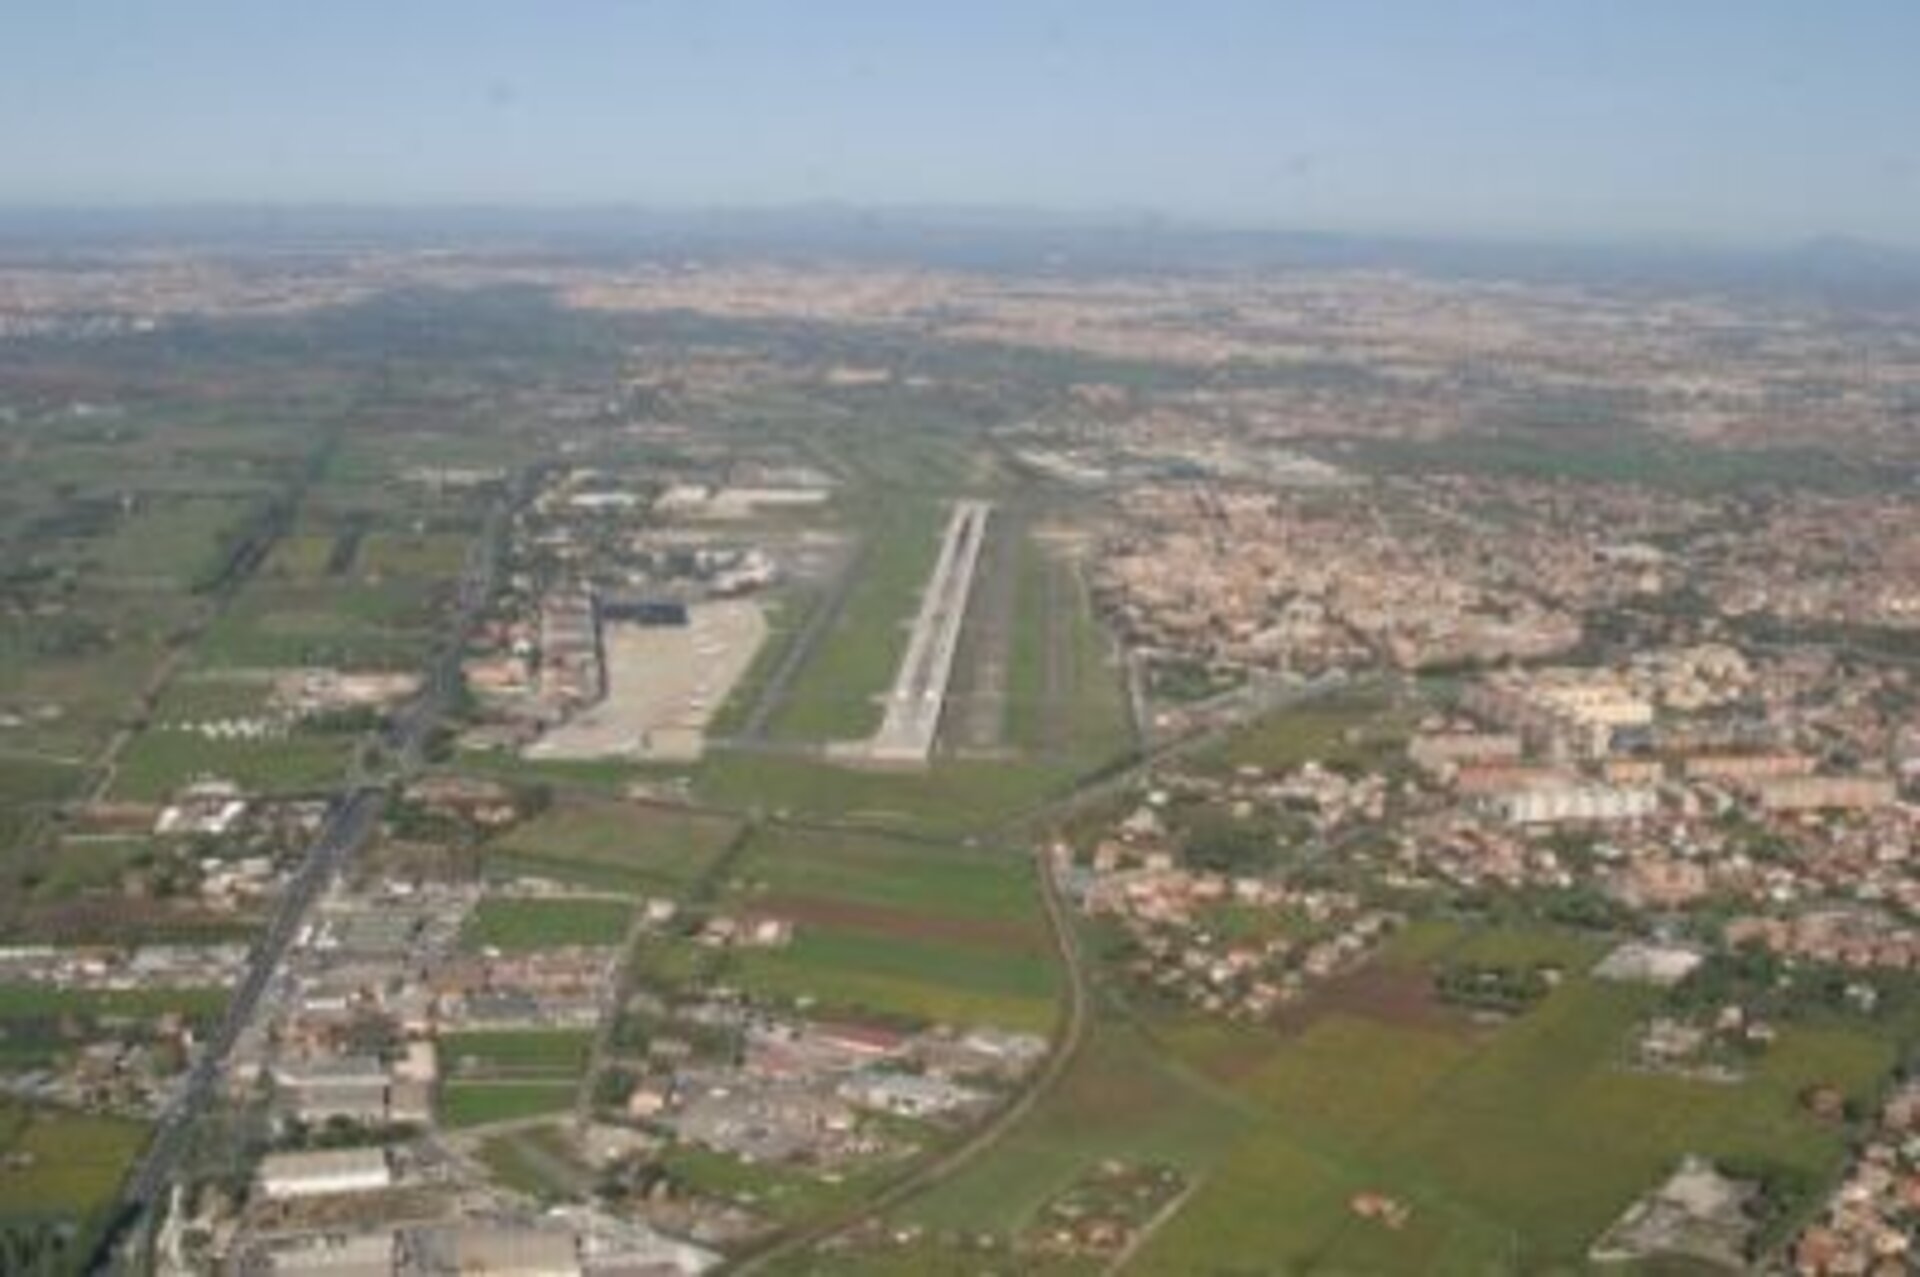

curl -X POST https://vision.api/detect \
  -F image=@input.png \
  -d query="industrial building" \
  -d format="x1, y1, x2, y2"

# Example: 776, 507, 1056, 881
257, 1147, 392, 1201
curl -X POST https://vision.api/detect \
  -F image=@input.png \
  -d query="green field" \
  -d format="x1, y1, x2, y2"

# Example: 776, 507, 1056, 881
0, 1102, 150, 1270
1135, 926, 1887, 1273
907, 922, 1897, 1274
696, 752, 1075, 836
729, 825, 1047, 928
110, 729, 352, 800
906, 1011, 1246, 1234
1003, 535, 1135, 768
461, 896, 633, 951
438, 1081, 578, 1130
196, 578, 441, 670
765, 501, 945, 742
482, 798, 742, 895
477, 1122, 594, 1200
729, 928, 1058, 1033
441, 1029, 594, 1077
716, 824, 1059, 1032
1201, 685, 1411, 774
0, 984, 229, 1021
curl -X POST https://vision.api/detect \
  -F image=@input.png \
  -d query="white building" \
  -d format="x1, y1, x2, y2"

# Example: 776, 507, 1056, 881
1491, 784, 1659, 826
257, 1147, 392, 1201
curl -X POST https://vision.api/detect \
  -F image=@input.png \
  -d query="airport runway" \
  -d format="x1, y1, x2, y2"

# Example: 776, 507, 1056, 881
868, 500, 991, 765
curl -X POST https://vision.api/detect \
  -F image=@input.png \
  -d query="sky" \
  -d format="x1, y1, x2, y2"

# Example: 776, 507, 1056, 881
3, 0, 1918, 246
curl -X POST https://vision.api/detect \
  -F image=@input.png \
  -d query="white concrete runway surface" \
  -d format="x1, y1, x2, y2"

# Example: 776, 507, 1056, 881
867, 500, 991, 766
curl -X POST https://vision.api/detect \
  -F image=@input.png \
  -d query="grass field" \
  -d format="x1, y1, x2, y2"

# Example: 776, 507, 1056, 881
482, 798, 742, 895
906, 920, 1897, 1273
728, 825, 1046, 929
438, 1080, 577, 1130
0, 984, 228, 1021
110, 730, 352, 800
1120, 923, 1891, 1274
728, 929, 1058, 1033
905, 1010, 1246, 1234
1003, 534, 1136, 770
0, 1101, 149, 1266
1200, 685, 1411, 775
477, 1122, 593, 1200
441, 1029, 595, 1078
461, 896, 632, 951
696, 752, 1077, 836
716, 824, 1059, 1032
196, 578, 440, 670
765, 500, 945, 743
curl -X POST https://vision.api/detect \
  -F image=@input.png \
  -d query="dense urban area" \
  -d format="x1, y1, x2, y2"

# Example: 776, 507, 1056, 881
5, 232, 1920, 1277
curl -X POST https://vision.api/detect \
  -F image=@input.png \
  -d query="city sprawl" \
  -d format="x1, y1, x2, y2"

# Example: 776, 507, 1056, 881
7, 239, 1920, 1276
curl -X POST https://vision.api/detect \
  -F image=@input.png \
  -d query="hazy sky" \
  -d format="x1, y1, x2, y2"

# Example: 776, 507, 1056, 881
5, 0, 1918, 244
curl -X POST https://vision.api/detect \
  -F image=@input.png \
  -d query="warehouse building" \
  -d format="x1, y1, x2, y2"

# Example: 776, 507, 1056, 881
257, 1147, 392, 1201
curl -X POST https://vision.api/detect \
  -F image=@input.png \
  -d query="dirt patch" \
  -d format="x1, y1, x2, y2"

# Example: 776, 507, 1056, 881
1273, 961, 1481, 1038
756, 891, 1043, 952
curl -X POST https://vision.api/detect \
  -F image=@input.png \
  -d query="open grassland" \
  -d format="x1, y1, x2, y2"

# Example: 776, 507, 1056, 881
109, 730, 351, 800
477, 1123, 594, 1201
765, 501, 945, 743
1119, 923, 1894, 1274
1003, 534, 1136, 769
902, 920, 1896, 1274
696, 752, 1076, 837
481, 798, 741, 895
0, 1102, 149, 1256
441, 1029, 594, 1078
728, 929, 1057, 1033
461, 896, 632, 951
1200, 684, 1413, 775
715, 824, 1059, 1032
438, 1080, 577, 1130
661, 1142, 887, 1226
196, 578, 441, 670
905, 1011, 1247, 1235
31, 837, 150, 900
728, 825, 1047, 932
0, 984, 228, 1021
90, 495, 256, 589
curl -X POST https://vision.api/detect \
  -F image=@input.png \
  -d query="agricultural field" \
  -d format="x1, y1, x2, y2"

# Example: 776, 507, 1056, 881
441, 1029, 594, 1078
438, 1080, 578, 1130
461, 896, 633, 951
948, 921, 1898, 1275
905, 1010, 1246, 1237
480, 797, 742, 895
477, 1122, 596, 1201
895, 919, 1901, 1274
109, 729, 353, 801
695, 752, 1076, 836
0, 1102, 150, 1269
709, 824, 1060, 1032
